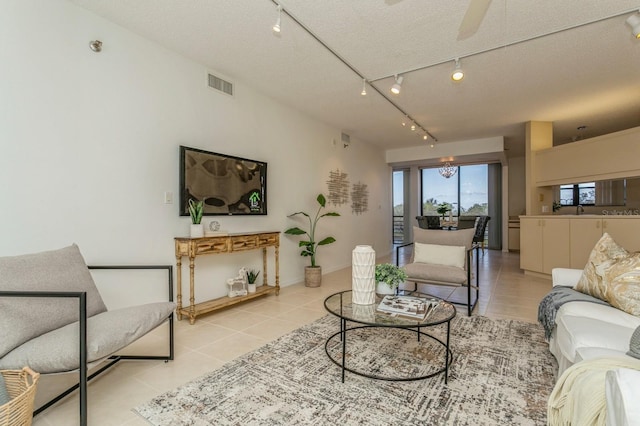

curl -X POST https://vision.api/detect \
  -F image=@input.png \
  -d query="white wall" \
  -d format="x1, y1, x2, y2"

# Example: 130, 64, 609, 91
0, 0, 391, 304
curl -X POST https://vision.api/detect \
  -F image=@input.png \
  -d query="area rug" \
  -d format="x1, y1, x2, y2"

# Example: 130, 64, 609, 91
135, 314, 557, 425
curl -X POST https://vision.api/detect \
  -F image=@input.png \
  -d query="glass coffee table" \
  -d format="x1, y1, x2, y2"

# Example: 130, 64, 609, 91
324, 290, 455, 383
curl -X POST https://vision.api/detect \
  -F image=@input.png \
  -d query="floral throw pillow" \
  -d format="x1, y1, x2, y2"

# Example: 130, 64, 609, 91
575, 233, 629, 301
605, 253, 640, 316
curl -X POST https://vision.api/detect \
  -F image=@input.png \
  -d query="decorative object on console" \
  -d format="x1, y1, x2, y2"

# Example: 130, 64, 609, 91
227, 267, 248, 298
351, 245, 376, 304
284, 194, 340, 287
188, 199, 204, 238
205, 220, 228, 237
374, 263, 407, 295
245, 269, 260, 294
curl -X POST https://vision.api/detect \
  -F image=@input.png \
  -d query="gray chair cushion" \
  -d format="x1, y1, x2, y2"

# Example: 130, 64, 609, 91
0, 245, 108, 358
0, 302, 175, 373
403, 262, 467, 284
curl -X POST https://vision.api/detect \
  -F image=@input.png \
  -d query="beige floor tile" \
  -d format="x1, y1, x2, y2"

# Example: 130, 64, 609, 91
197, 332, 268, 363
242, 318, 300, 340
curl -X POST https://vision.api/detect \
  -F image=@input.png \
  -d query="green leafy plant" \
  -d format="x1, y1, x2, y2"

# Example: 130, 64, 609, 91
552, 201, 562, 213
284, 194, 340, 267
375, 263, 408, 289
246, 269, 260, 284
436, 202, 452, 219
188, 199, 204, 224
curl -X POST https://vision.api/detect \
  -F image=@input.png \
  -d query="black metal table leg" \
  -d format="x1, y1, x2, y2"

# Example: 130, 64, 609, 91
445, 320, 451, 384
341, 318, 346, 383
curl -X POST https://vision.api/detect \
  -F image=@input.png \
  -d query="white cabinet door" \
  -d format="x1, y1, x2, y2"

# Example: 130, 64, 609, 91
520, 218, 543, 272
603, 218, 640, 252
542, 218, 571, 274
570, 218, 603, 268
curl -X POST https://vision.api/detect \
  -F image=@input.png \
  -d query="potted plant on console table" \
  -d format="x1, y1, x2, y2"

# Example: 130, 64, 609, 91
284, 193, 340, 287
188, 198, 204, 238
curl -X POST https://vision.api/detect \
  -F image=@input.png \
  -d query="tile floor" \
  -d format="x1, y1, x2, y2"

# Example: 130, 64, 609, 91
32, 249, 551, 426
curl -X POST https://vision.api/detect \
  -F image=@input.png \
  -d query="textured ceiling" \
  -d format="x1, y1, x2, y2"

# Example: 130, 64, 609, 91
69, 0, 640, 157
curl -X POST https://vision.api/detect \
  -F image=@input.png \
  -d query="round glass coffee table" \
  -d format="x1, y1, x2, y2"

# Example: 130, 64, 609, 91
324, 290, 455, 383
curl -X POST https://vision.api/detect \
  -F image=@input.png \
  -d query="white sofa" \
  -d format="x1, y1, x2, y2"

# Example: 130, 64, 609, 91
549, 267, 640, 425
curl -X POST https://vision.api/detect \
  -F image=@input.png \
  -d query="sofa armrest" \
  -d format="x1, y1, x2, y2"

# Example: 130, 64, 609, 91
552, 268, 583, 288
606, 368, 640, 426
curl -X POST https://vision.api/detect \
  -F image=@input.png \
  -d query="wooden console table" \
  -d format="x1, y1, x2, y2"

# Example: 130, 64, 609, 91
174, 231, 280, 324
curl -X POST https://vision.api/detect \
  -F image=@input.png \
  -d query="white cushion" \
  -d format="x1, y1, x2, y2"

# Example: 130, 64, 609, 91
555, 315, 635, 364
606, 368, 640, 426
552, 268, 583, 288
414, 242, 465, 269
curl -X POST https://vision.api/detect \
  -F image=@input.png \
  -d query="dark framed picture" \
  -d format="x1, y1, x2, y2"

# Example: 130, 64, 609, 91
179, 146, 267, 216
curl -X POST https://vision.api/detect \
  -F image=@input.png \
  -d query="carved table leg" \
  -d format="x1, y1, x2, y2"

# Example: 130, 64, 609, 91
275, 245, 280, 295
176, 255, 183, 321
189, 254, 196, 324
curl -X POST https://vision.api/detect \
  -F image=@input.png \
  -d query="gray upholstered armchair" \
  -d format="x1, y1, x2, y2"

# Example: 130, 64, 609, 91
396, 227, 479, 316
0, 244, 175, 426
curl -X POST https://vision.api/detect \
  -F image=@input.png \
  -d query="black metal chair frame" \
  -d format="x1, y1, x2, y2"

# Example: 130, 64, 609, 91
473, 216, 491, 253
396, 243, 480, 316
0, 265, 175, 426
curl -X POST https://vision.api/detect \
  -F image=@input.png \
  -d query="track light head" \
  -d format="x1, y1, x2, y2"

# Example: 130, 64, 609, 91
626, 12, 640, 39
423, 135, 428, 140
390, 75, 403, 94
273, 5, 282, 33
360, 78, 367, 96
410, 124, 416, 131
451, 58, 464, 81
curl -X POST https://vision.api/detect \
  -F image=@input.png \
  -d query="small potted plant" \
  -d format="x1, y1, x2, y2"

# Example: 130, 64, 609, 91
375, 263, 407, 295
188, 198, 204, 238
246, 269, 260, 293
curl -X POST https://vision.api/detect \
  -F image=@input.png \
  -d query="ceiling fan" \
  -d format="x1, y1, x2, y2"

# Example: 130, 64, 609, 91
385, 0, 491, 40
457, 0, 492, 40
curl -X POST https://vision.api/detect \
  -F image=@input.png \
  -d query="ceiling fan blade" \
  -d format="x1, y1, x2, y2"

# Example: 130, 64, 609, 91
457, 0, 491, 40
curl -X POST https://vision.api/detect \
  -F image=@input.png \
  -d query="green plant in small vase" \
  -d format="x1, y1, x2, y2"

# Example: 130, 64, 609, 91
375, 263, 407, 295
246, 269, 260, 293
188, 199, 204, 237
552, 201, 562, 213
284, 193, 340, 287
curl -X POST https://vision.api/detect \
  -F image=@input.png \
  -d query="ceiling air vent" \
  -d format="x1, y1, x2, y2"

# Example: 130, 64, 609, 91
208, 73, 233, 96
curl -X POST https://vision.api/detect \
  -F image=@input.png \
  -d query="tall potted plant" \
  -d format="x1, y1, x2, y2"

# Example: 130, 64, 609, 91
188, 199, 204, 238
284, 194, 340, 287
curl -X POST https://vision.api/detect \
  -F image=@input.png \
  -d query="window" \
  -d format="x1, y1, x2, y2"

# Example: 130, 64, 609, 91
421, 164, 488, 217
559, 183, 595, 206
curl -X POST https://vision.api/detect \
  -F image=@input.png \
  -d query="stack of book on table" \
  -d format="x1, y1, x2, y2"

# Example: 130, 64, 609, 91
376, 295, 439, 320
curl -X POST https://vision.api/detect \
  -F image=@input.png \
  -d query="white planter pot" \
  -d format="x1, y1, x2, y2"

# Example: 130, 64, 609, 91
376, 281, 396, 295
247, 283, 257, 293
351, 245, 376, 305
190, 224, 204, 238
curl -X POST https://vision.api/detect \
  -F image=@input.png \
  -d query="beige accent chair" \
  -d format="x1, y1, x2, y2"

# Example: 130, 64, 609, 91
396, 227, 478, 316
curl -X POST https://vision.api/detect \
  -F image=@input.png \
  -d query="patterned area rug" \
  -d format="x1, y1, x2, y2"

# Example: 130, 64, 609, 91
135, 315, 557, 425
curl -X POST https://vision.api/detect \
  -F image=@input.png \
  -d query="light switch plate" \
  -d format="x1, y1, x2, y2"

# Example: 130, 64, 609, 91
164, 191, 173, 204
